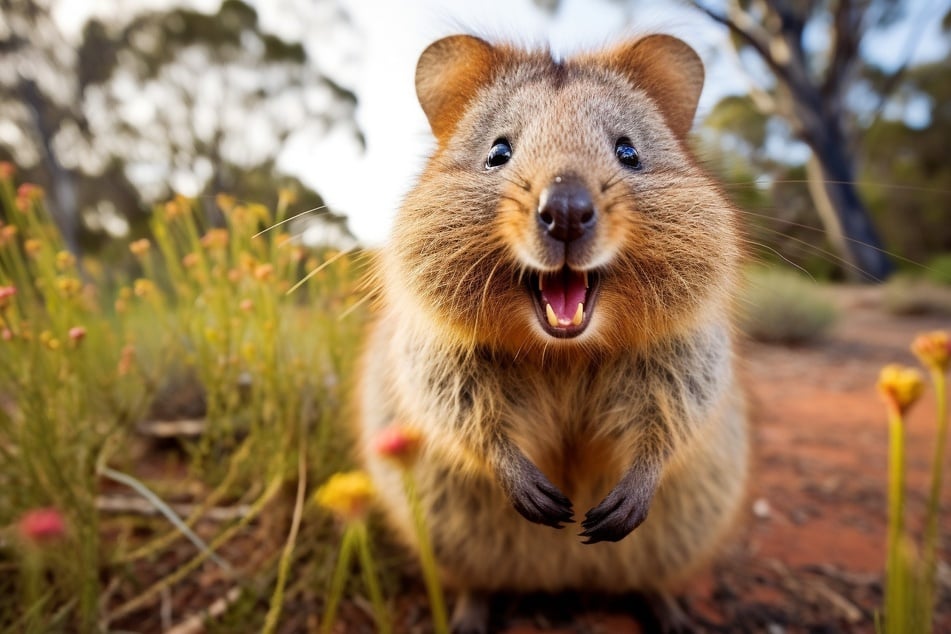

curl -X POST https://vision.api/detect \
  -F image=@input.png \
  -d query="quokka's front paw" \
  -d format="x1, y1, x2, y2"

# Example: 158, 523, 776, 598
497, 448, 574, 528
579, 461, 658, 543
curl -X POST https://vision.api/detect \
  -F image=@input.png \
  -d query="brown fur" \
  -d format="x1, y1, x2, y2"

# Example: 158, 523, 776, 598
355, 33, 749, 631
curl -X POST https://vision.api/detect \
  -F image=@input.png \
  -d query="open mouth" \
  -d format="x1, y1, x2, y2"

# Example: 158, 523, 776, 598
527, 267, 601, 338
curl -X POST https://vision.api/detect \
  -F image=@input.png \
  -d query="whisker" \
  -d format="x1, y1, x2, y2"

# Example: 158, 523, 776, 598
286, 246, 356, 295
253, 205, 329, 238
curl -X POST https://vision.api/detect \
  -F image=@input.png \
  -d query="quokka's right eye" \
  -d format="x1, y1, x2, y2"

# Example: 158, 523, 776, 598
485, 139, 512, 169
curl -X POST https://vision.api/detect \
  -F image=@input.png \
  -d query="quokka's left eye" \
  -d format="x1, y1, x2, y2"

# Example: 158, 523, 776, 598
615, 138, 641, 170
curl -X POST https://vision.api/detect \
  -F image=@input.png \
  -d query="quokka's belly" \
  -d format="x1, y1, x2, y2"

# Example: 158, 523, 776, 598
364, 393, 748, 594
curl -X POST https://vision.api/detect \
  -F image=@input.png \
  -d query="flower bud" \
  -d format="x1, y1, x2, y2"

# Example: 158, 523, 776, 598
878, 364, 925, 415
912, 330, 950, 374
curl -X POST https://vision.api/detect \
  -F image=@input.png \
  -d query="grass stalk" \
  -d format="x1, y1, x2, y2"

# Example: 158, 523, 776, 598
402, 471, 449, 634
885, 404, 908, 634
920, 368, 948, 634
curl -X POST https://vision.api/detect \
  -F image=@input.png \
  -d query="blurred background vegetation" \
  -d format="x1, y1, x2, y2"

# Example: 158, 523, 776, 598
0, 0, 949, 631
0, 0, 948, 282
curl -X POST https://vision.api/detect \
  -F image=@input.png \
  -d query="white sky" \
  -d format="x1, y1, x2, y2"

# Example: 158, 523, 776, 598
273, 0, 752, 244
51, 0, 950, 245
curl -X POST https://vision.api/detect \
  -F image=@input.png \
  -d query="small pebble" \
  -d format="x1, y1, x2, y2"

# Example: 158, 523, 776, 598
752, 498, 771, 519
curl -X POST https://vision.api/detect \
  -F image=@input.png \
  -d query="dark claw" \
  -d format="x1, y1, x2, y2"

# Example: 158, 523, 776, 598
580, 461, 658, 544
497, 446, 574, 528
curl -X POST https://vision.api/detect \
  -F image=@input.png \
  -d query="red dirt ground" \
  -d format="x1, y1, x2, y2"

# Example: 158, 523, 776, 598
493, 287, 951, 633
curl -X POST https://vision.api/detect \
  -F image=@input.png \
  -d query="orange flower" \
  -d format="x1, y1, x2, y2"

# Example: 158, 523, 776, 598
374, 424, 423, 468
117, 344, 136, 376
912, 330, 950, 374
878, 364, 926, 416
0, 161, 15, 180
215, 193, 237, 214
253, 263, 274, 281
200, 229, 229, 250
1, 225, 17, 244
129, 239, 151, 257
17, 507, 66, 545
182, 252, 200, 269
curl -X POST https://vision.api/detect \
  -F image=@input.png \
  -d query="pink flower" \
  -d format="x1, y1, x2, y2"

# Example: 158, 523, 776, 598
374, 424, 423, 468
68, 326, 86, 343
0, 285, 16, 310
18, 507, 67, 545
15, 183, 43, 212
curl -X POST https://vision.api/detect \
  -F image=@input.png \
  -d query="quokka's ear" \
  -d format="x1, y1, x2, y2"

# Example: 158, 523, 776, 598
602, 34, 705, 138
415, 35, 501, 140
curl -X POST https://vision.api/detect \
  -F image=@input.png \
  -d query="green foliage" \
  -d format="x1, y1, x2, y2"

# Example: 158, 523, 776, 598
738, 266, 839, 344
924, 253, 951, 285
0, 170, 369, 630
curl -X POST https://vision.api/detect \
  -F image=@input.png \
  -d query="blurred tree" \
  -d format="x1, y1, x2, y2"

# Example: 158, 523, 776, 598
0, 0, 360, 253
0, 0, 86, 253
860, 58, 951, 264
692, 0, 913, 281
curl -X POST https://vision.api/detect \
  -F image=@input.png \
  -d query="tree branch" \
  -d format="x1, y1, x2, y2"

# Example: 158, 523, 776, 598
692, 0, 794, 86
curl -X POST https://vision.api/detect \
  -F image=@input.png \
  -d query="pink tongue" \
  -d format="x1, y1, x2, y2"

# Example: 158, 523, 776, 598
539, 269, 587, 325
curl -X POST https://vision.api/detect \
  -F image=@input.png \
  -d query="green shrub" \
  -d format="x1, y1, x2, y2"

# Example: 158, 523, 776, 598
882, 275, 951, 316
925, 253, 951, 285
738, 266, 838, 344
0, 171, 368, 631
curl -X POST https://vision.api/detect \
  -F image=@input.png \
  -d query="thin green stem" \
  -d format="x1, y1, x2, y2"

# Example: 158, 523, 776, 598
354, 522, 391, 634
403, 471, 449, 634
920, 369, 948, 634
320, 525, 357, 634
885, 406, 908, 634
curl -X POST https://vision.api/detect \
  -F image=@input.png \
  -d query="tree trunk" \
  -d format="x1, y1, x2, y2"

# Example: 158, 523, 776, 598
805, 123, 893, 282
21, 79, 81, 255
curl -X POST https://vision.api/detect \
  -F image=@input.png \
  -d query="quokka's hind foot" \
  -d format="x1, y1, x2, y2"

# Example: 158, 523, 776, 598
451, 591, 490, 634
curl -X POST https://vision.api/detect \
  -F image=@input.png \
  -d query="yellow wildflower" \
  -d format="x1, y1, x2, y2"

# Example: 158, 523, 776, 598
55, 277, 82, 297
314, 471, 375, 522
133, 279, 155, 298
878, 364, 926, 415
55, 250, 76, 271
215, 193, 237, 214
912, 331, 950, 374
23, 238, 41, 256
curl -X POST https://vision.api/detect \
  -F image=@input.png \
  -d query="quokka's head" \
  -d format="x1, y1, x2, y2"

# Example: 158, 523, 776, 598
385, 34, 742, 354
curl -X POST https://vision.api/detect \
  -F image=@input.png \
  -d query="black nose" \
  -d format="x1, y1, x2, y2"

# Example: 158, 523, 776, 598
537, 177, 596, 243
